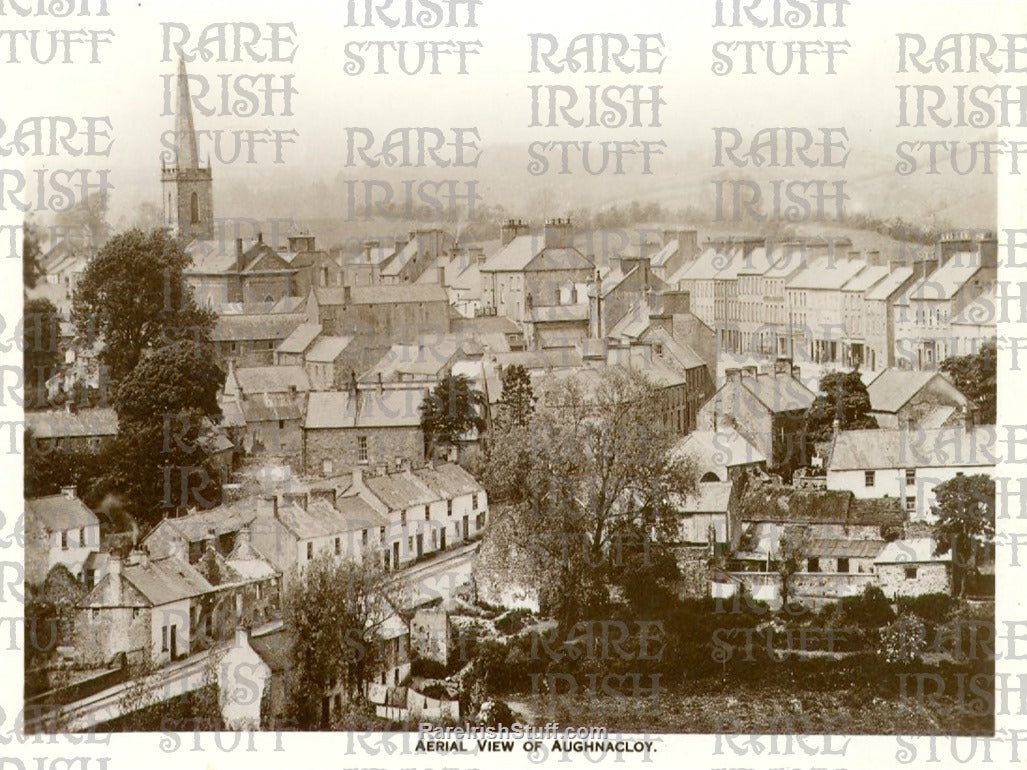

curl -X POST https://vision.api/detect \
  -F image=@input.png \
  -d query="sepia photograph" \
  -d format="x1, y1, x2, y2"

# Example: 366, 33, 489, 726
4, 0, 1023, 768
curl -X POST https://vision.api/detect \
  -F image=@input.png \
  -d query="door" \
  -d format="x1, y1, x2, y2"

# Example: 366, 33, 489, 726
392, 541, 400, 568
440, 527, 447, 550
170, 625, 177, 659
462, 516, 469, 540
416, 533, 423, 559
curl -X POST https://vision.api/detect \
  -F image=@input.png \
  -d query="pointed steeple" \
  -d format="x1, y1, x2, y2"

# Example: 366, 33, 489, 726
175, 57, 200, 169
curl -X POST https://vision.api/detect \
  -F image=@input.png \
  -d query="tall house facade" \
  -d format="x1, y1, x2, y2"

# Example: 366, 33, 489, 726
161, 59, 214, 242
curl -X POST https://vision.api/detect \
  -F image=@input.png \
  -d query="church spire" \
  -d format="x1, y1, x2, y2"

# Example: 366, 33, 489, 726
175, 57, 200, 169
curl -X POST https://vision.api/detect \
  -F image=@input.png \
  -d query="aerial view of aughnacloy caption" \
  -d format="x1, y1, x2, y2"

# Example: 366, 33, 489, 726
7, 0, 1024, 769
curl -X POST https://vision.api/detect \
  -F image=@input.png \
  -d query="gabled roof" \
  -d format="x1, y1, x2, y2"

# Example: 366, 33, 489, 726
865, 369, 965, 414
26, 408, 118, 439
525, 247, 593, 272
213, 313, 306, 343
786, 257, 867, 291
481, 234, 543, 272
719, 373, 815, 414
828, 425, 997, 470
304, 389, 425, 430
274, 498, 379, 540
380, 240, 419, 278
232, 366, 310, 394
305, 335, 352, 363
842, 265, 889, 293
865, 266, 915, 301
276, 323, 322, 354
739, 485, 904, 527
905, 257, 988, 301
26, 494, 99, 532
363, 471, 438, 509
672, 429, 767, 468
413, 462, 482, 498
360, 341, 464, 383
147, 501, 258, 546
121, 555, 213, 606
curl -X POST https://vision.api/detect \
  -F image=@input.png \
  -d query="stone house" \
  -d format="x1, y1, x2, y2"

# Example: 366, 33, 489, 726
697, 366, 816, 475
874, 537, 952, 598
26, 488, 101, 588
184, 235, 297, 312
222, 363, 310, 460
212, 313, 306, 368
26, 408, 118, 454
864, 368, 971, 429
301, 388, 425, 477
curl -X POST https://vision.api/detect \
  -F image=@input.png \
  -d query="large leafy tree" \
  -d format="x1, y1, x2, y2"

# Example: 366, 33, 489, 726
23, 216, 43, 289
776, 525, 811, 609
804, 368, 878, 444
22, 298, 62, 409
72, 228, 215, 384
283, 553, 399, 728
931, 473, 995, 597
481, 367, 697, 628
103, 340, 225, 523
940, 339, 997, 425
420, 373, 486, 459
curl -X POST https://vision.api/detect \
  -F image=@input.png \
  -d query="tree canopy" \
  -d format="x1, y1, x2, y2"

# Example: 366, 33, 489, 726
931, 473, 995, 597
940, 339, 997, 425
494, 364, 534, 430
72, 228, 215, 384
420, 373, 486, 459
804, 368, 878, 444
283, 553, 399, 728
481, 367, 697, 627
22, 297, 62, 410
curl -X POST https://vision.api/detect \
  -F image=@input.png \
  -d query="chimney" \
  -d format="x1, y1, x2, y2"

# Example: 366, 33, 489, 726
773, 357, 792, 376
399, 457, 412, 476
107, 553, 122, 605
742, 365, 758, 378
500, 219, 529, 246
257, 231, 263, 245
437, 264, 446, 286
138, 549, 149, 569
544, 217, 573, 249
725, 367, 742, 383
832, 418, 841, 437
61, 485, 77, 500
170, 536, 187, 563
348, 369, 357, 396
791, 364, 801, 380
234, 624, 249, 649
363, 239, 379, 263
351, 466, 364, 491
236, 238, 244, 272
664, 229, 699, 261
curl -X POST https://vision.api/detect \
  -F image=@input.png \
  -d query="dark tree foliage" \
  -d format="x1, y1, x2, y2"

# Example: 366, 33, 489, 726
420, 373, 486, 458
23, 429, 107, 502
804, 368, 878, 444
103, 340, 225, 523
495, 364, 534, 430
932, 473, 995, 597
940, 339, 997, 425
22, 298, 62, 409
23, 217, 43, 289
72, 228, 215, 384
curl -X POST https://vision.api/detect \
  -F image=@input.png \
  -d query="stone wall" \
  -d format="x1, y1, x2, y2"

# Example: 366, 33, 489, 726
303, 425, 423, 476
877, 562, 950, 599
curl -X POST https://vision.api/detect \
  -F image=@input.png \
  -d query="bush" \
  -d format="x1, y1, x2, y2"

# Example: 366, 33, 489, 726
896, 593, 955, 624
477, 699, 516, 727
879, 613, 928, 664
410, 656, 449, 680
839, 586, 895, 628
495, 608, 537, 636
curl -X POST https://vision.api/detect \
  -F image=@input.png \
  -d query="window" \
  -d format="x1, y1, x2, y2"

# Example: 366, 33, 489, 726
807, 558, 820, 573
85, 569, 95, 591
162, 625, 169, 651
906, 496, 916, 512
447, 499, 453, 517
904, 566, 918, 579
864, 471, 875, 487
379, 526, 386, 541
905, 469, 915, 485
306, 542, 313, 560
362, 529, 369, 546
278, 419, 286, 430
424, 508, 430, 521
334, 537, 341, 556
837, 558, 850, 574
91, 608, 99, 621
358, 436, 368, 464
61, 531, 68, 550
407, 536, 413, 553
322, 459, 333, 476
472, 493, 479, 511
190, 192, 199, 223
401, 510, 407, 527
79, 527, 86, 546
476, 512, 485, 530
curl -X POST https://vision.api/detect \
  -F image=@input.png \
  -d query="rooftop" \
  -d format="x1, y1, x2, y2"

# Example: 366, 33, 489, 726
276, 323, 323, 354
829, 425, 997, 470
304, 389, 425, 430
26, 493, 99, 533
27, 408, 118, 439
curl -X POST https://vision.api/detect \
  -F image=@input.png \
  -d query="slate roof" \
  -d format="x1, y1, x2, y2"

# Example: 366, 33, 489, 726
149, 501, 259, 544
719, 373, 815, 414
413, 462, 482, 498
305, 335, 352, 363
875, 537, 950, 564
304, 389, 425, 430
275, 498, 373, 539
828, 426, 997, 470
787, 257, 867, 291
866, 369, 961, 413
364, 471, 437, 509
672, 429, 767, 468
905, 257, 987, 301
233, 366, 310, 394
842, 265, 889, 292
121, 555, 214, 606
865, 266, 915, 300
482, 234, 543, 272
679, 482, 733, 513
26, 494, 99, 533
27, 408, 118, 439
276, 323, 322, 354
527, 247, 593, 271
313, 284, 448, 305
530, 304, 589, 323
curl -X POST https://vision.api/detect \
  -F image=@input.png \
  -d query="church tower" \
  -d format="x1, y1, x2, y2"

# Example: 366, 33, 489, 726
161, 58, 214, 242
